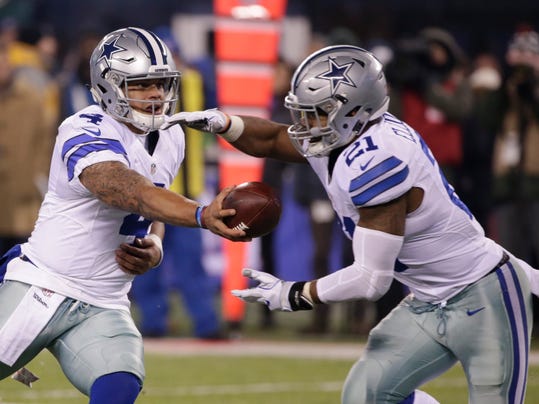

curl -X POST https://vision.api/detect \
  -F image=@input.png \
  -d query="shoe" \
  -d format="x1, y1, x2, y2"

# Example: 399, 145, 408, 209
197, 330, 229, 341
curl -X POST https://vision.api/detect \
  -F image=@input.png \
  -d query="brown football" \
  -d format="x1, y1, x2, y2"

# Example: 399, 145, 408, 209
222, 181, 282, 238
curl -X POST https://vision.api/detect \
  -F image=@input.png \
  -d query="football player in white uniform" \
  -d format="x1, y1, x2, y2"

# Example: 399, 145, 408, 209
0, 27, 246, 403
165, 45, 537, 403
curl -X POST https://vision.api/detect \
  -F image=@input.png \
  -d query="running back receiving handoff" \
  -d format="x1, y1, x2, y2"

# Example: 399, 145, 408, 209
164, 44, 538, 404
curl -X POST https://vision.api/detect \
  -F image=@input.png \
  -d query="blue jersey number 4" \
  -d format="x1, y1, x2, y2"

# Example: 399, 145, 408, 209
119, 183, 164, 238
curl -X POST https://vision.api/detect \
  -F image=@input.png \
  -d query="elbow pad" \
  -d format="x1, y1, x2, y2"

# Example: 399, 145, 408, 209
316, 226, 403, 303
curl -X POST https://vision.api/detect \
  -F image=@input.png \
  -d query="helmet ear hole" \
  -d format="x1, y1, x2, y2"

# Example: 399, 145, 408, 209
345, 105, 361, 117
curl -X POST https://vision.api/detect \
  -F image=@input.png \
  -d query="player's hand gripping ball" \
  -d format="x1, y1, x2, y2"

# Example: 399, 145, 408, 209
222, 182, 282, 238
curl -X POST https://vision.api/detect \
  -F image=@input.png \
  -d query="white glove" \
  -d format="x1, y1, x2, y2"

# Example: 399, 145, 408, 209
231, 268, 313, 311
161, 109, 230, 132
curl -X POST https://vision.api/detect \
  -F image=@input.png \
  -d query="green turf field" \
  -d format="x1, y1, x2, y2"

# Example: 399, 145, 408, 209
1, 347, 538, 403
1, 304, 537, 403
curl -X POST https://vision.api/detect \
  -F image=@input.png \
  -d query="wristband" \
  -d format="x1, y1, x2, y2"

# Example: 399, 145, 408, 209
146, 233, 163, 268
288, 281, 314, 311
218, 115, 244, 142
195, 205, 207, 228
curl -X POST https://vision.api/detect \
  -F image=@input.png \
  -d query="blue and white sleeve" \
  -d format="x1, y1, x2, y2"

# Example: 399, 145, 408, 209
348, 150, 412, 208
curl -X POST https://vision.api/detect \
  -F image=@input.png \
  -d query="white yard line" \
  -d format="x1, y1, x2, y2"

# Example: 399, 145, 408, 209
144, 338, 362, 360
143, 338, 539, 364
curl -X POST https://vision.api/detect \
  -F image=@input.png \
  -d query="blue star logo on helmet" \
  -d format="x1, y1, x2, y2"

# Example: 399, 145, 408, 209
316, 57, 356, 95
98, 37, 126, 65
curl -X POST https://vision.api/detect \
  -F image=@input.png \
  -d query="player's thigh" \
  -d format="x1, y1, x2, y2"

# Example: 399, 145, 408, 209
50, 307, 145, 396
342, 303, 456, 404
0, 281, 48, 378
454, 263, 532, 404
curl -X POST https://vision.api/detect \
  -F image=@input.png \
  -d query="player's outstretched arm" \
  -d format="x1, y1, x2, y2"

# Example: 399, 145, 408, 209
231, 269, 315, 311
232, 193, 410, 309
163, 109, 305, 163
80, 161, 250, 241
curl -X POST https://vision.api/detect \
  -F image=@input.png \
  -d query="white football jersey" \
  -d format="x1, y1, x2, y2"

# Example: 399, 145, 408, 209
5, 105, 184, 310
308, 113, 504, 303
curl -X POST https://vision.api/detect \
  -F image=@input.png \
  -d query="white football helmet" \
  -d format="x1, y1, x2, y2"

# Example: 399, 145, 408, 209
90, 27, 180, 133
285, 45, 389, 157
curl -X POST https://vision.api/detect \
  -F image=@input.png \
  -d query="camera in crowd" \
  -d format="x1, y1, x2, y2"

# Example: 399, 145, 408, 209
386, 28, 466, 91
506, 30, 539, 105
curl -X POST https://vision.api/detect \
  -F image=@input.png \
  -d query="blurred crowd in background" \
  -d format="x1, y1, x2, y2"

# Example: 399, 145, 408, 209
1, 0, 539, 339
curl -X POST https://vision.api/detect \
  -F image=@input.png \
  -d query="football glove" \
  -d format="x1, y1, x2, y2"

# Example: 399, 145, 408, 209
161, 109, 230, 132
231, 268, 313, 311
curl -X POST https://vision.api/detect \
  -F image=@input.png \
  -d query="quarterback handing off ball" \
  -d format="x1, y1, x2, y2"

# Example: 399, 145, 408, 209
222, 182, 282, 238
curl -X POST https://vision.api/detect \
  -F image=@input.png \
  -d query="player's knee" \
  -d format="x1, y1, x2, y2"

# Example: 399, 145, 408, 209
343, 359, 425, 404
467, 365, 507, 402
342, 360, 378, 403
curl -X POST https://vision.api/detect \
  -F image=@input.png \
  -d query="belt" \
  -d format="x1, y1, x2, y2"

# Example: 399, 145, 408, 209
482, 252, 509, 279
